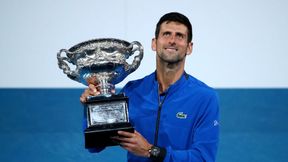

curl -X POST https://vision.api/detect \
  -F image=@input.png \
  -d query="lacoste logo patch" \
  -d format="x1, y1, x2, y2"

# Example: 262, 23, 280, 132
176, 112, 187, 119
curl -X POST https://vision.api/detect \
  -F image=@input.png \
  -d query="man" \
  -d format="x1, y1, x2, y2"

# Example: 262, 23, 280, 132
80, 12, 219, 162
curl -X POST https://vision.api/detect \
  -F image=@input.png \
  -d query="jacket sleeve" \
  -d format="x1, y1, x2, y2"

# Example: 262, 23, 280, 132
163, 93, 220, 162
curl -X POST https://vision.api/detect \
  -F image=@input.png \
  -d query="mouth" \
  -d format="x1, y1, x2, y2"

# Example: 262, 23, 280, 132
165, 46, 178, 52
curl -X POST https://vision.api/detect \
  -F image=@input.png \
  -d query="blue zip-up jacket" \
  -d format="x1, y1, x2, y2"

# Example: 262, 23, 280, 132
122, 71, 219, 162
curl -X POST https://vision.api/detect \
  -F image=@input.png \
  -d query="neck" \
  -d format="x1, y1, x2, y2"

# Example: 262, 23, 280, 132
156, 62, 184, 94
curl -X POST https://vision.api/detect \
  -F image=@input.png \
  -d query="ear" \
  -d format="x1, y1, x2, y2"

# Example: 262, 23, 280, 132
151, 38, 156, 51
186, 42, 193, 56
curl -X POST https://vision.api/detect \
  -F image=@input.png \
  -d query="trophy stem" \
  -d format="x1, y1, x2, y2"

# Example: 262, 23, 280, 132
97, 78, 115, 97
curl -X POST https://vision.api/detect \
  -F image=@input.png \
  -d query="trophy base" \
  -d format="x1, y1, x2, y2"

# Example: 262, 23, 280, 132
84, 94, 134, 148
84, 122, 134, 148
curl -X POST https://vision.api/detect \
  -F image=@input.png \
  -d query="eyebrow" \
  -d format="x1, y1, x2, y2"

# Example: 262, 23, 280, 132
162, 31, 171, 34
162, 31, 185, 36
176, 32, 185, 37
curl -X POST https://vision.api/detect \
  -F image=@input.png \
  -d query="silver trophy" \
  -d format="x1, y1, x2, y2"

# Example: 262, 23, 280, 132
57, 38, 143, 148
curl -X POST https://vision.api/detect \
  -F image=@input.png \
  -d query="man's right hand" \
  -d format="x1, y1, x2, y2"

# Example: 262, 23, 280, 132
79, 84, 100, 103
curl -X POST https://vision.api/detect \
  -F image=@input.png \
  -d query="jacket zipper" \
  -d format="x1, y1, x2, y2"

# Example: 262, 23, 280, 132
153, 91, 168, 145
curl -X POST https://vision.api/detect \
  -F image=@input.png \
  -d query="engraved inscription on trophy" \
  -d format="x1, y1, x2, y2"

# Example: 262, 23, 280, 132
57, 38, 143, 147
89, 101, 127, 125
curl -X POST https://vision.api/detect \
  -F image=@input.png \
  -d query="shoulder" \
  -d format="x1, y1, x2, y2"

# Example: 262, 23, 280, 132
185, 73, 218, 100
121, 72, 155, 94
185, 74, 219, 115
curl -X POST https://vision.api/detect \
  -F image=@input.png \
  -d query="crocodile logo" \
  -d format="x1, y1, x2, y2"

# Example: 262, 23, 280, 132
176, 112, 187, 119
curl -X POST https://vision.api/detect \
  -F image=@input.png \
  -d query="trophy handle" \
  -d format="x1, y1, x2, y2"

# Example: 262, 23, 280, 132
126, 41, 144, 74
57, 49, 80, 82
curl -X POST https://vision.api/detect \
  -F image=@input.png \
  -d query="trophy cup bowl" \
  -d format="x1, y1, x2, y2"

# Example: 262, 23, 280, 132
57, 38, 143, 148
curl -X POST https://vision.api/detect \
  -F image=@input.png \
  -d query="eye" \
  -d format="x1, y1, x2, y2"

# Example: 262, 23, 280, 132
176, 33, 185, 40
163, 32, 171, 37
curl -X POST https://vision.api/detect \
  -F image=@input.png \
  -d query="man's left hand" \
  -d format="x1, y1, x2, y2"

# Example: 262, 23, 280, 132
111, 130, 152, 157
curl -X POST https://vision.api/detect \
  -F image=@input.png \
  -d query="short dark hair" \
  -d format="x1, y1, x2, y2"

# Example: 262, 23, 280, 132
155, 12, 193, 42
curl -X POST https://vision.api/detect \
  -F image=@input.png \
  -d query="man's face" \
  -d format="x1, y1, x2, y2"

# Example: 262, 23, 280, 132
152, 21, 193, 64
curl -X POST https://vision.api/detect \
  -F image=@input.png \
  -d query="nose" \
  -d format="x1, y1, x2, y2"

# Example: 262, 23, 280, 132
168, 34, 176, 44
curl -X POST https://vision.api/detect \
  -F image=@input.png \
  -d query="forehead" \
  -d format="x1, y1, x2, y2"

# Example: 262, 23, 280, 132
159, 21, 188, 33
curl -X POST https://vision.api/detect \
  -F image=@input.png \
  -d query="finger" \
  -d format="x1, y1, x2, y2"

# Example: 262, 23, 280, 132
118, 131, 135, 138
80, 95, 86, 103
119, 142, 134, 149
112, 135, 132, 142
88, 84, 100, 95
88, 84, 96, 94
80, 89, 90, 103
110, 136, 121, 144
110, 136, 121, 141
80, 87, 94, 103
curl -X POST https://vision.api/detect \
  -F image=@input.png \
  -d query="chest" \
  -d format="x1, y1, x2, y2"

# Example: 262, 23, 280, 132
128, 92, 204, 133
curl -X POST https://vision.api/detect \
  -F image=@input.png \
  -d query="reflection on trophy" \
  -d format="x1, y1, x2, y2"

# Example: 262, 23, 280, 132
57, 38, 143, 148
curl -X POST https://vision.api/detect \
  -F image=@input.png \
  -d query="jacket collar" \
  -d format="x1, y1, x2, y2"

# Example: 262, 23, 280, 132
152, 71, 189, 96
